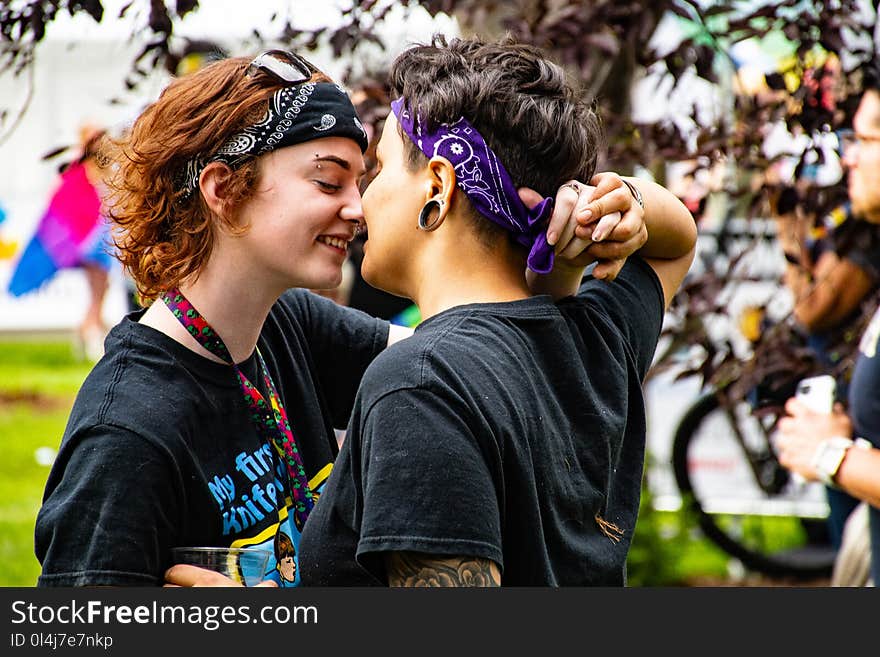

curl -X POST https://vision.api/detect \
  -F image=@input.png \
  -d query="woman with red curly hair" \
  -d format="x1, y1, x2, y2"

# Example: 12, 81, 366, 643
34, 50, 625, 587
35, 52, 400, 587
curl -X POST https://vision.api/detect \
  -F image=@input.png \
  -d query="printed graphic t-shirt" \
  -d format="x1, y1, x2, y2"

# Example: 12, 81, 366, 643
35, 289, 388, 586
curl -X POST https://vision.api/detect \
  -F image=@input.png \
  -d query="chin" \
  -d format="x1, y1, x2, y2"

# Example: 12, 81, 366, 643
361, 255, 402, 298
294, 264, 343, 293
315, 269, 344, 291
360, 257, 382, 290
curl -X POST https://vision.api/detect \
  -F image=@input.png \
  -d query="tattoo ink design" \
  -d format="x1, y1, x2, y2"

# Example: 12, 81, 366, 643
387, 552, 500, 587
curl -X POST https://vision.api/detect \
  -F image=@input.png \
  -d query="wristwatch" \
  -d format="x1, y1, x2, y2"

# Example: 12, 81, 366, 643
811, 436, 872, 486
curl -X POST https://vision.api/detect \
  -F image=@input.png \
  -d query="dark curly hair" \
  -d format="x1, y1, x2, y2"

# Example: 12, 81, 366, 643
388, 34, 603, 203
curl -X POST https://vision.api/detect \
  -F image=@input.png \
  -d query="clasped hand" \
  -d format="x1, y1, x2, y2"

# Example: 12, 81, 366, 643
520, 171, 647, 281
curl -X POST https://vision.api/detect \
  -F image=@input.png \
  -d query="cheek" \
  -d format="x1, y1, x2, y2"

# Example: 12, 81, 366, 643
363, 170, 394, 202
361, 181, 379, 215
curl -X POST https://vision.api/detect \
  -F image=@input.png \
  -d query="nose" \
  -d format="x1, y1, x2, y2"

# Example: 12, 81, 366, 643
339, 184, 364, 231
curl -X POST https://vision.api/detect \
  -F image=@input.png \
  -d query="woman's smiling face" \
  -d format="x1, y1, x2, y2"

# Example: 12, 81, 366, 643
235, 136, 366, 292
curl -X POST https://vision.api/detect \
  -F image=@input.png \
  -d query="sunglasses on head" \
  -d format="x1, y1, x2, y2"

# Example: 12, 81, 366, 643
246, 49, 318, 85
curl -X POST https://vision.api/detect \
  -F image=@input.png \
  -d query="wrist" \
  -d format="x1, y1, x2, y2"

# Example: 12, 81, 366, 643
553, 258, 590, 273
811, 436, 871, 487
526, 261, 587, 300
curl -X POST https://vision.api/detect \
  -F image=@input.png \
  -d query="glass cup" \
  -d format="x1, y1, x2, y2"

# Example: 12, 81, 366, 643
170, 546, 272, 586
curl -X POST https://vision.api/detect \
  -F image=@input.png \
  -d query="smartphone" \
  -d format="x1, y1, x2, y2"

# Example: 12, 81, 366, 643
795, 374, 836, 414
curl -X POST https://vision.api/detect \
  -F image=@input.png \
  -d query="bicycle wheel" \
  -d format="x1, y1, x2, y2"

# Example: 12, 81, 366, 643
672, 392, 836, 578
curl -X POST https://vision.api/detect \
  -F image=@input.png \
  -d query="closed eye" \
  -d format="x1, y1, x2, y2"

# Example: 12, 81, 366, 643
315, 180, 341, 191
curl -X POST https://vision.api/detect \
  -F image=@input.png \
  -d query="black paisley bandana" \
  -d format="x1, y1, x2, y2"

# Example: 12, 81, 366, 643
176, 82, 369, 199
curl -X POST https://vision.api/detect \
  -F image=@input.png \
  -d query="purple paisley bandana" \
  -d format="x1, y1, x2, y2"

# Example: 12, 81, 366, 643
391, 97, 556, 274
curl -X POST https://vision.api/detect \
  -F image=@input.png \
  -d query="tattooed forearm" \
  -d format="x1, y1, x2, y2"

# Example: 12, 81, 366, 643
386, 552, 501, 587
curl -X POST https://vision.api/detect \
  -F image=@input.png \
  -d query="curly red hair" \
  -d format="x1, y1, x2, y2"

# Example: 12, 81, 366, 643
101, 56, 330, 302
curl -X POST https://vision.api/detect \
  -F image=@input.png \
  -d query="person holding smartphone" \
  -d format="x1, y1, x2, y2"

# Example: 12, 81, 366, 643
776, 65, 880, 586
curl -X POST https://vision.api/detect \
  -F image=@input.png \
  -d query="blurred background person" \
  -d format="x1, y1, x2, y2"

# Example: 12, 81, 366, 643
7, 123, 113, 361
768, 60, 880, 551
776, 65, 880, 587
774, 195, 880, 552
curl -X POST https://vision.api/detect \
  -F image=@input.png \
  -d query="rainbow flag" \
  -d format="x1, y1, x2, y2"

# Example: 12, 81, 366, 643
7, 162, 111, 296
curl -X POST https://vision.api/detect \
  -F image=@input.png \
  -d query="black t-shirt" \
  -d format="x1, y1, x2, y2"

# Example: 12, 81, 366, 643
851, 305, 880, 445
849, 303, 880, 585
35, 289, 388, 586
299, 257, 664, 586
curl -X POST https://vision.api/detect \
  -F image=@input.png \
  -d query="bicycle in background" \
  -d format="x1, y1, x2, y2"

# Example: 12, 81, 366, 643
654, 206, 876, 579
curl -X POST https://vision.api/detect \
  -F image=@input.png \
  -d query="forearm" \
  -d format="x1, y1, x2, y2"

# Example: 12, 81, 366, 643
789, 264, 833, 330
385, 552, 501, 587
783, 260, 812, 301
835, 446, 880, 508
789, 253, 873, 333
526, 261, 587, 299
791, 276, 840, 332
627, 178, 697, 260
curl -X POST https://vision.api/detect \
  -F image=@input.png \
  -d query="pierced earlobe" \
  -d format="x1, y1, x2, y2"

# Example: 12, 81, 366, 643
418, 198, 445, 231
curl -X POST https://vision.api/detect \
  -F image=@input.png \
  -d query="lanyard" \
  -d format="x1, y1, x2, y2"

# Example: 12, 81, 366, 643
162, 288, 314, 527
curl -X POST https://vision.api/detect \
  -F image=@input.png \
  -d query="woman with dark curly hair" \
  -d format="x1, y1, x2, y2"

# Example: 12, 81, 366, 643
34, 49, 631, 587
298, 36, 697, 587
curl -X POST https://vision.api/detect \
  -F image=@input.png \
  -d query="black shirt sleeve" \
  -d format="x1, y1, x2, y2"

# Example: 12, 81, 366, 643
572, 256, 665, 379
35, 425, 183, 586
353, 386, 503, 581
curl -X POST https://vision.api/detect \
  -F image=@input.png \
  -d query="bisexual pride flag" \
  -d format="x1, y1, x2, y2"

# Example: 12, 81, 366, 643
7, 161, 112, 297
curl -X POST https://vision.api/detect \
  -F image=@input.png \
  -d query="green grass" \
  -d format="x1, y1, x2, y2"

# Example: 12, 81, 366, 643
0, 340, 93, 396
0, 339, 90, 586
627, 480, 733, 586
